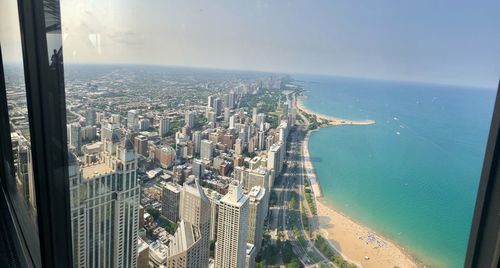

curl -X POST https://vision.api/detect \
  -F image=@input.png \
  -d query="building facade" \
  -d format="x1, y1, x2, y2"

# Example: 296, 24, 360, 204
161, 182, 182, 223
215, 181, 249, 268
69, 138, 140, 268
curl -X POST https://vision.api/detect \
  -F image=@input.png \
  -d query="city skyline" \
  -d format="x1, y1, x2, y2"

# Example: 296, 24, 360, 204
2, 0, 500, 88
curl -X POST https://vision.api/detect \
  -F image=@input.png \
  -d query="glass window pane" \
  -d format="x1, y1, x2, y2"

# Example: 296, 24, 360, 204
55, 1, 499, 268
0, 0, 40, 265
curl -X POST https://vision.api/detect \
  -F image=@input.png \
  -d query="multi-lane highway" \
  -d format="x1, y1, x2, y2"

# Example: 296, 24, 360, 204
267, 124, 334, 267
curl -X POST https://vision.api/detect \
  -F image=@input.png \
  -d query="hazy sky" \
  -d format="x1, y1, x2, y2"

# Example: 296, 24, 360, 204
2, 0, 500, 88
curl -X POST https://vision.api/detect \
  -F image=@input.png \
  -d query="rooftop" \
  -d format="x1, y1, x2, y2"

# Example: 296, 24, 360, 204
82, 162, 114, 179
165, 182, 182, 193
248, 186, 266, 201
149, 241, 169, 263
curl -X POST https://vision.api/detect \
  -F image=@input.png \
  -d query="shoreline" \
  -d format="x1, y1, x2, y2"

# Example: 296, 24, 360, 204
296, 95, 375, 126
296, 94, 423, 268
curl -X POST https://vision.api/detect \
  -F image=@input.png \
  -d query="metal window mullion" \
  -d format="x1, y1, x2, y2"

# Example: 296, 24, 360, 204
465, 81, 500, 268
16, 0, 73, 267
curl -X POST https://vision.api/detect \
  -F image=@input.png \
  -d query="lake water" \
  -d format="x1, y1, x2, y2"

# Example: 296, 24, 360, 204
298, 75, 496, 267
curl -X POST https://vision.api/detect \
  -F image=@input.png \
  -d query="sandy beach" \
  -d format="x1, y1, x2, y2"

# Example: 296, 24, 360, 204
296, 96, 375, 126
315, 199, 421, 268
303, 133, 420, 267
295, 94, 420, 268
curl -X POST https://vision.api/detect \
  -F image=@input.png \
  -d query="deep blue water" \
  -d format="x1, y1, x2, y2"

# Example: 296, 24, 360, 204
298, 75, 496, 267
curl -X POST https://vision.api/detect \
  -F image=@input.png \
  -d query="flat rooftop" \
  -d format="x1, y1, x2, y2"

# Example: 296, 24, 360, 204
82, 162, 114, 179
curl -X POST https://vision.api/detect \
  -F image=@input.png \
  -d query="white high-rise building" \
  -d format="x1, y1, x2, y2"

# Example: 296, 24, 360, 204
228, 91, 235, 108
267, 143, 283, 186
203, 188, 222, 242
247, 186, 268, 253
167, 179, 211, 267
127, 109, 138, 131
252, 107, 257, 123
207, 95, 214, 108
256, 114, 265, 129
69, 138, 140, 268
223, 107, 230, 123
67, 123, 82, 154
215, 181, 249, 268
159, 117, 170, 137
229, 115, 235, 129
110, 114, 121, 124
200, 139, 213, 161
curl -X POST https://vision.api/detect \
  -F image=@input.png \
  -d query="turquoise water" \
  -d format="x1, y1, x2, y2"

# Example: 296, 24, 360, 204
298, 75, 496, 268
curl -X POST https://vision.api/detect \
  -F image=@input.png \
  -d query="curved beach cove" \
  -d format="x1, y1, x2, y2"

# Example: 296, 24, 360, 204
298, 75, 496, 268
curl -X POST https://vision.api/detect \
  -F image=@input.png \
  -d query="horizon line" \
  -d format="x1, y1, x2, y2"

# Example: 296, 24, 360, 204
4, 60, 497, 90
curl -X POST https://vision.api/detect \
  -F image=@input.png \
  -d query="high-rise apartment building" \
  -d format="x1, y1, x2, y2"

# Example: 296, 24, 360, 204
134, 135, 148, 157
185, 110, 195, 128
252, 107, 257, 123
161, 182, 182, 223
166, 179, 211, 267
234, 167, 270, 192
86, 108, 96, 126
68, 138, 140, 268
68, 123, 82, 154
207, 95, 214, 108
159, 117, 170, 137
247, 186, 268, 253
127, 109, 138, 131
204, 188, 222, 241
214, 97, 222, 116
267, 143, 283, 186
138, 118, 150, 131
215, 181, 249, 268
200, 139, 213, 161
192, 131, 202, 154
223, 107, 230, 123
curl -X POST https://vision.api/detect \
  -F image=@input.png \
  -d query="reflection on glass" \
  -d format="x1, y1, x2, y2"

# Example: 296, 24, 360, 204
0, 0, 37, 214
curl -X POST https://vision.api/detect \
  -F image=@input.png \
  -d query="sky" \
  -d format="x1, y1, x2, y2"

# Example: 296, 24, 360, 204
2, 0, 500, 88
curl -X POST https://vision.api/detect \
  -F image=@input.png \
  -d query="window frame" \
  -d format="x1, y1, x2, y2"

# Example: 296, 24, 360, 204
0, 42, 32, 268
0, 0, 73, 267
465, 81, 500, 268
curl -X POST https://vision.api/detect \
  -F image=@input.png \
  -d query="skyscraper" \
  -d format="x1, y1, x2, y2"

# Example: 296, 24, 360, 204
214, 97, 222, 116
138, 118, 150, 131
127, 109, 138, 131
200, 139, 213, 161
185, 110, 195, 128
167, 179, 211, 267
86, 108, 96, 126
192, 131, 202, 154
228, 91, 235, 109
223, 107, 230, 123
68, 138, 139, 268
215, 181, 249, 268
267, 143, 283, 186
159, 116, 170, 137
134, 135, 148, 157
247, 186, 268, 253
207, 95, 214, 108
68, 123, 82, 154
161, 182, 182, 223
